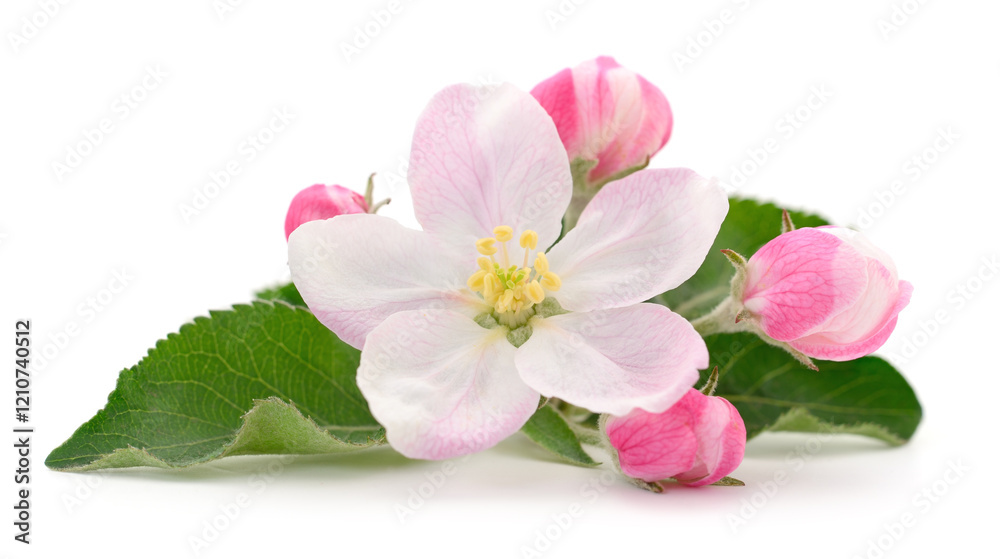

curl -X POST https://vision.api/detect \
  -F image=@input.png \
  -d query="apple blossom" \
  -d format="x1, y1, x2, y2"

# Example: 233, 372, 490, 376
287, 82, 728, 460
695, 223, 912, 364
531, 56, 673, 193
742, 226, 912, 360
605, 388, 746, 487
284, 183, 368, 240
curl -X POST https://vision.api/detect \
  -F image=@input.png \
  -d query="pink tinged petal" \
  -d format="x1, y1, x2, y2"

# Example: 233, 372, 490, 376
790, 280, 913, 361
743, 228, 869, 342
530, 67, 582, 156
587, 64, 673, 185
605, 389, 746, 485
545, 168, 728, 312
532, 57, 618, 162
357, 310, 539, 460
605, 404, 698, 483
802, 255, 901, 342
572, 57, 638, 163
284, 184, 368, 240
408, 82, 572, 259
515, 304, 707, 416
745, 226, 913, 360
819, 226, 899, 274
531, 57, 673, 186
675, 395, 747, 487
287, 214, 482, 349
636, 74, 673, 153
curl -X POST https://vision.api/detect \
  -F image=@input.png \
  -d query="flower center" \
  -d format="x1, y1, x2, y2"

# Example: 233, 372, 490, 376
467, 225, 562, 327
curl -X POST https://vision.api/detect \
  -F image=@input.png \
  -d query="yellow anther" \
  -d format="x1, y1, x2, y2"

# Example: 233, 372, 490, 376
527, 280, 545, 304
503, 289, 515, 306
541, 271, 562, 291
534, 253, 550, 275
493, 225, 514, 243
467, 270, 487, 291
513, 285, 524, 300
519, 230, 538, 250
468, 228, 559, 320
485, 275, 502, 302
476, 237, 497, 256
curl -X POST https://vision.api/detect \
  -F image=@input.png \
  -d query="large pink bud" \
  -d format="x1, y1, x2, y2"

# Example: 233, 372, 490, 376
605, 388, 746, 487
741, 226, 913, 361
530, 56, 673, 190
284, 184, 368, 240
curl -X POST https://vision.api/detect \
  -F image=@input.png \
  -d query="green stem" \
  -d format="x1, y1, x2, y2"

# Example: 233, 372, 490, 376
690, 296, 744, 337
691, 296, 820, 371
562, 191, 591, 232
565, 420, 605, 448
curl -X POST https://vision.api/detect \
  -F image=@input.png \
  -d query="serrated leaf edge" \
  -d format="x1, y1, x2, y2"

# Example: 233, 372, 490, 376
762, 406, 908, 446
46, 300, 383, 471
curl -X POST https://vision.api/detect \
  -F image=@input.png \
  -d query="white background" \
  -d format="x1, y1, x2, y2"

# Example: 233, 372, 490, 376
2, 1, 997, 557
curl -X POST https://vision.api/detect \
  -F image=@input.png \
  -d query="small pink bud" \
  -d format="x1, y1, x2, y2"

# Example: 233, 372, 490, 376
531, 56, 673, 189
284, 184, 368, 240
741, 226, 913, 361
606, 389, 746, 487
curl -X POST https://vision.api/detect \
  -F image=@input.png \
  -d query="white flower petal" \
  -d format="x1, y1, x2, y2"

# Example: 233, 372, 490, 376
358, 310, 539, 460
546, 168, 728, 312
288, 214, 483, 349
515, 304, 707, 416
408, 82, 572, 258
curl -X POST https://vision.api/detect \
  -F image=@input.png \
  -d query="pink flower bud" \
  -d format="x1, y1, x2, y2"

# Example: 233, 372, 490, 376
605, 389, 746, 487
741, 226, 913, 361
284, 184, 368, 240
530, 56, 673, 189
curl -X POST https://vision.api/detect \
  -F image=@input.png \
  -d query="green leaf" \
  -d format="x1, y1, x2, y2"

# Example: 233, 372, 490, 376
255, 282, 306, 307
521, 405, 599, 467
657, 198, 830, 319
702, 333, 922, 445
46, 301, 384, 471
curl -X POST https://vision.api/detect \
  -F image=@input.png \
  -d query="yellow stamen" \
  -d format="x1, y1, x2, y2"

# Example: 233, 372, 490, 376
501, 289, 514, 310
534, 253, 550, 275
519, 230, 538, 250
493, 226, 514, 242
482, 274, 498, 302
541, 271, 562, 291
526, 281, 545, 304
467, 227, 560, 324
467, 269, 487, 291
476, 237, 497, 256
